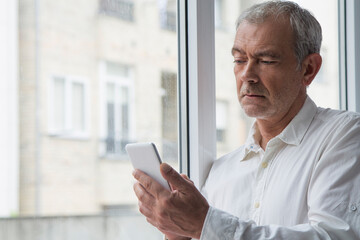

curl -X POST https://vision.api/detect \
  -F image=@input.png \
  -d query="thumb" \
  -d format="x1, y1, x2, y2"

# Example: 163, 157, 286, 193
160, 163, 189, 191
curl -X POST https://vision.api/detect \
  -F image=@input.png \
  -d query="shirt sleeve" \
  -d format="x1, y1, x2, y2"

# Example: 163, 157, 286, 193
200, 114, 360, 240
200, 206, 358, 240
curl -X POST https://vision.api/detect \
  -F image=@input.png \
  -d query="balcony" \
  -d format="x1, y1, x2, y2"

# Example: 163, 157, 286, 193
99, 0, 134, 22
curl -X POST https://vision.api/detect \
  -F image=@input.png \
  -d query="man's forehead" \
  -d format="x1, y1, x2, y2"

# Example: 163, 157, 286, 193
232, 19, 293, 56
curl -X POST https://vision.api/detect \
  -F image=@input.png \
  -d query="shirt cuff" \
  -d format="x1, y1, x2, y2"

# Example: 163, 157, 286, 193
199, 206, 240, 240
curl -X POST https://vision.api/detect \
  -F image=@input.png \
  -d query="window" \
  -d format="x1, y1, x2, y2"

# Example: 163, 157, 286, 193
48, 76, 89, 137
216, 100, 227, 143
100, 61, 134, 156
215, 0, 224, 28
2, 0, 360, 238
296, 0, 340, 109
99, 0, 135, 21
159, 0, 177, 31
8, 0, 177, 238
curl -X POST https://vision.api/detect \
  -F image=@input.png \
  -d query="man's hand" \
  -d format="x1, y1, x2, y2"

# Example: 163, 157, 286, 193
133, 163, 209, 239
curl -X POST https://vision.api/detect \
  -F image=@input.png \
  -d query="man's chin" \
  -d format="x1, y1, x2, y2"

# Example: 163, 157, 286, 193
241, 105, 270, 118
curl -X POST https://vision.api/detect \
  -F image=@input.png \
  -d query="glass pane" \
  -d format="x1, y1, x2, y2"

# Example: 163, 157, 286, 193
106, 83, 116, 153
293, 0, 339, 109
72, 82, 85, 131
53, 77, 66, 131
216, 100, 228, 144
120, 86, 130, 148
161, 72, 178, 162
15, 0, 178, 239
215, 0, 340, 157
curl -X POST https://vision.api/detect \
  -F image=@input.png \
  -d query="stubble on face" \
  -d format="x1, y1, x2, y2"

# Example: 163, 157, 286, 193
239, 78, 304, 120
238, 83, 271, 118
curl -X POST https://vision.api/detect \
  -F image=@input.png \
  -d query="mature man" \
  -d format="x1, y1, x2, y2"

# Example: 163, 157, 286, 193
133, 1, 360, 239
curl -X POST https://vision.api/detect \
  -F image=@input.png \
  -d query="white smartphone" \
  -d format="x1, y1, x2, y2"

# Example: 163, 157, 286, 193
126, 142, 171, 191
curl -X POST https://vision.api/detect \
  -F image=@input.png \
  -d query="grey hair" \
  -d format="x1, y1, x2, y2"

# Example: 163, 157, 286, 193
236, 1, 322, 68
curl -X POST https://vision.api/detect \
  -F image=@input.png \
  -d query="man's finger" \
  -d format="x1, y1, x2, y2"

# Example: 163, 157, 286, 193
133, 169, 169, 198
160, 163, 189, 192
133, 182, 155, 205
180, 173, 194, 184
138, 201, 153, 218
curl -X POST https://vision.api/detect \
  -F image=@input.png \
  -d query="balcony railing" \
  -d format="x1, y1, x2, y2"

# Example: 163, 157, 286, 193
160, 11, 176, 32
99, 0, 134, 22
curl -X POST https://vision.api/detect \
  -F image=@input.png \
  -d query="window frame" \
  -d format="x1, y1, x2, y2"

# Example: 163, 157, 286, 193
47, 75, 90, 139
0, 0, 19, 217
178, 0, 216, 188
339, 0, 360, 111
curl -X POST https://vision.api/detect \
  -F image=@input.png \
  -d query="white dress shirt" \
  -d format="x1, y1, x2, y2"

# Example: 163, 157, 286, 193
200, 97, 360, 239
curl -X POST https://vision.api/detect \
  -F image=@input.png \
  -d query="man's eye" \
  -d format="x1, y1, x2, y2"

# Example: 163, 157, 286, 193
261, 60, 276, 64
233, 60, 246, 64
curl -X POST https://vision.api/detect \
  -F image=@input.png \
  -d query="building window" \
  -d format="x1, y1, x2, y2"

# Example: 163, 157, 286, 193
161, 72, 178, 162
101, 62, 134, 156
48, 76, 89, 138
216, 100, 228, 143
215, 0, 224, 28
99, 0, 134, 21
159, 0, 176, 32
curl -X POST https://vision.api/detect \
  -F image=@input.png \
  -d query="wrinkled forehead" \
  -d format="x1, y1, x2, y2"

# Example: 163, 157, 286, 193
233, 19, 296, 57
236, 17, 294, 43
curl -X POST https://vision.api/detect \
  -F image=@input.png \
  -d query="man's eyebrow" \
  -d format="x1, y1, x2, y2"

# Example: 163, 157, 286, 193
231, 47, 281, 59
253, 50, 281, 59
231, 47, 244, 56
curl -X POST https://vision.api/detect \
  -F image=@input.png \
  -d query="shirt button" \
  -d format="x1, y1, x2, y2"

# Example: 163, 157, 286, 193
261, 162, 268, 169
254, 202, 260, 208
350, 205, 357, 211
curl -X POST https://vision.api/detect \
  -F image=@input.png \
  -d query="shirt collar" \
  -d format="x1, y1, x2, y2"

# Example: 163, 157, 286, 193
241, 121, 263, 159
277, 96, 317, 145
240, 96, 317, 161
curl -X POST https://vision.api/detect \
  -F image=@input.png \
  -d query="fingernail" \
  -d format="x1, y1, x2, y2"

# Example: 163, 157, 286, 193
161, 163, 172, 173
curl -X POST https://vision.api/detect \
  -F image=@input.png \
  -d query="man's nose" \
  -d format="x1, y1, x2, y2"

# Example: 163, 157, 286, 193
239, 61, 259, 83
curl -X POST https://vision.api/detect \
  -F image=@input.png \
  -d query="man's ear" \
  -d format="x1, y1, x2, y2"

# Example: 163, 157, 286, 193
301, 53, 322, 86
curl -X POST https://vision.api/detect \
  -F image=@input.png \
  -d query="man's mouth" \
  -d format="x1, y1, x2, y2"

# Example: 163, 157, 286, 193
243, 94, 265, 98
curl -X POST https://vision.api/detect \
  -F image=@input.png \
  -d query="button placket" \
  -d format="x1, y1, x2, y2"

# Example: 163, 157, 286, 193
251, 156, 265, 222
252, 145, 277, 224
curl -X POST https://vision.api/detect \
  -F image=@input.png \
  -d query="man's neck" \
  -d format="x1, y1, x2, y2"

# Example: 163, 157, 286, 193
256, 97, 307, 150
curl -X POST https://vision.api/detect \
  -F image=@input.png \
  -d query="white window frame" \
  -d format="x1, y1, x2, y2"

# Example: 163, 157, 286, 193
0, 0, 19, 217
48, 75, 90, 139
339, 0, 360, 111
178, 0, 216, 188
179, 0, 360, 189
98, 61, 135, 158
